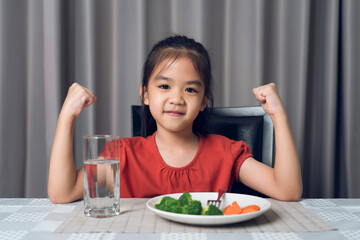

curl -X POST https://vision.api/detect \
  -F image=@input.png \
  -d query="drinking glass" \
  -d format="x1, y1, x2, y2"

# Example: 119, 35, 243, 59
83, 135, 120, 217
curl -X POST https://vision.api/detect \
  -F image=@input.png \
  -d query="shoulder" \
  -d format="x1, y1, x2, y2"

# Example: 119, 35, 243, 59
101, 136, 151, 159
201, 133, 242, 145
202, 133, 231, 142
120, 135, 154, 148
120, 136, 150, 144
201, 134, 252, 156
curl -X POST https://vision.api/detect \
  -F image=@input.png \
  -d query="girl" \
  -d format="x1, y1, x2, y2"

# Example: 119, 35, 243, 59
48, 35, 302, 203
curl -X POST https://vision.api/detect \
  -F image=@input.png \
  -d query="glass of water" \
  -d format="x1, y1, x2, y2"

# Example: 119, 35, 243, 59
83, 135, 120, 217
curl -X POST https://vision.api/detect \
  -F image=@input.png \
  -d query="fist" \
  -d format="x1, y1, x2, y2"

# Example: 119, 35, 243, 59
252, 83, 285, 118
61, 83, 97, 119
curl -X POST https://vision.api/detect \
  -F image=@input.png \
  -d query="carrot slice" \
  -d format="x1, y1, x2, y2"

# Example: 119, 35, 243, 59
223, 205, 233, 215
231, 201, 242, 213
223, 201, 242, 215
241, 205, 260, 214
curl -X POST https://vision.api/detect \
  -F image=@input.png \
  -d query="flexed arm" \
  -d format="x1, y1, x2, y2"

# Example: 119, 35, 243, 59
239, 83, 303, 201
48, 83, 97, 203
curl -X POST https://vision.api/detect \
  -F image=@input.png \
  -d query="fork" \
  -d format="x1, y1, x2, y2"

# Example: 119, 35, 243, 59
207, 189, 227, 208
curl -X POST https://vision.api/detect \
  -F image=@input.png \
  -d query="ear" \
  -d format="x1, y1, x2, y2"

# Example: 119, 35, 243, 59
140, 83, 149, 105
200, 96, 208, 111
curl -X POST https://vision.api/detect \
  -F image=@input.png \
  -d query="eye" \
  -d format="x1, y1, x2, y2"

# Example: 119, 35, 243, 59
185, 88, 198, 93
159, 84, 170, 90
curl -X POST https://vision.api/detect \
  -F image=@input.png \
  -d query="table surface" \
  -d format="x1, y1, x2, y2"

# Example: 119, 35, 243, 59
0, 198, 359, 240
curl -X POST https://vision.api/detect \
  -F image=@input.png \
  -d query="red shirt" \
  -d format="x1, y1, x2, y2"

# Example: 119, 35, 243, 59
100, 133, 252, 198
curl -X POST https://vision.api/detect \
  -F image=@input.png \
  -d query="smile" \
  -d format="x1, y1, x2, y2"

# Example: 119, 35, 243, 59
164, 111, 185, 117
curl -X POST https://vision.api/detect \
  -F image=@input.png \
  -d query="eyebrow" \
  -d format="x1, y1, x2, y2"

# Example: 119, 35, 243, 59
154, 75, 203, 86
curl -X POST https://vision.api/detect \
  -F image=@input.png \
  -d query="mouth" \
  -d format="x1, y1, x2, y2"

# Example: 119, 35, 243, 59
164, 111, 185, 117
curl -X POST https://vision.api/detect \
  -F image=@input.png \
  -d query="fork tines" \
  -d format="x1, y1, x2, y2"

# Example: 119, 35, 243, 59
207, 200, 221, 208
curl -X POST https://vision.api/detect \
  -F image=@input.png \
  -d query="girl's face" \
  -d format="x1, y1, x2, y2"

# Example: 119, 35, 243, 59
142, 57, 208, 135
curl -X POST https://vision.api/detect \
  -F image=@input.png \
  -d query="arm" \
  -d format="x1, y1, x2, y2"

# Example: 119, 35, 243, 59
48, 83, 96, 203
239, 83, 303, 201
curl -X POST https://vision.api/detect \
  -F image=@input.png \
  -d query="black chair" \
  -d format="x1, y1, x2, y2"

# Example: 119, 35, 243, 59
131, 105, 274, 196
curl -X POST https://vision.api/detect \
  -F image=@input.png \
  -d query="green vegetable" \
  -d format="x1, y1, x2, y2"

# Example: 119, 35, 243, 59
154, 192, 224, 216
154, 196, 182, 213
201, 204, 224, 215
178, 192, 192, 206
182, 200, 202, 215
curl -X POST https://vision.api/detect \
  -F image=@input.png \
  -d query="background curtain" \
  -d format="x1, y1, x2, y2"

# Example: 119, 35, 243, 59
0, 0, 359, 198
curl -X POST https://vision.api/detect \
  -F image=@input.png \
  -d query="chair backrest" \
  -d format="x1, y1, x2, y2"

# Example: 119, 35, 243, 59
131, 105, 274, 196
208, 106, 274, 168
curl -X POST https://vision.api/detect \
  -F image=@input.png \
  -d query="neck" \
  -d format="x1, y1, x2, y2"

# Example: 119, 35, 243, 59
155, 128, 199, 148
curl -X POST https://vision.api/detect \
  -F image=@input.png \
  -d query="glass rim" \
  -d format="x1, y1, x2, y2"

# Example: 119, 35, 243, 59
83, 134, 120, 139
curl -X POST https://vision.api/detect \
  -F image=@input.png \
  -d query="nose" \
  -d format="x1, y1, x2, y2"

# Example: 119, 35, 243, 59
169, 90, 185, 105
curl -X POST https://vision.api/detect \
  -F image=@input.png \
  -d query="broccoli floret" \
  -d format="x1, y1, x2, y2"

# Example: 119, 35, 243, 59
182, 200, 202, 215
201, 204, 224, 215
154, 196, 182, 213
178, 192, 192, 206
154, 193, 223, 216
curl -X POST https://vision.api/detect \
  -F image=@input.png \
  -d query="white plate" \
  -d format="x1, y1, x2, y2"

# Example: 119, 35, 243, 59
146, 192, 271, 225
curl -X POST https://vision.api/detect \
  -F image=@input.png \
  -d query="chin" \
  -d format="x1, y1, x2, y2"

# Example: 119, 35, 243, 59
162, 125, 192, 134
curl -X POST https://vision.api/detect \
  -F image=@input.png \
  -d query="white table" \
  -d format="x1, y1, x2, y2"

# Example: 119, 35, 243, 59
0, 198, 359, 240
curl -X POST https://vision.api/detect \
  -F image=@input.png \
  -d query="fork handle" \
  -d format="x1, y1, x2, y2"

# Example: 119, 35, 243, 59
217, 189, 227, 201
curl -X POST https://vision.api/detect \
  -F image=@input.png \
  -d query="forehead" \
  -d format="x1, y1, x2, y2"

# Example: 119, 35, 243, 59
150, 57, 200, 80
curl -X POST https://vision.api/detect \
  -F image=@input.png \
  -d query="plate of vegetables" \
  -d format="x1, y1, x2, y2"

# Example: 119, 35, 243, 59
146, 192, 271, 225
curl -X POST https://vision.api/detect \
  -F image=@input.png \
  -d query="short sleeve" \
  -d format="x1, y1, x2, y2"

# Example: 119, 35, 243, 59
99, 140, 121, 160
230, 141, 253, 181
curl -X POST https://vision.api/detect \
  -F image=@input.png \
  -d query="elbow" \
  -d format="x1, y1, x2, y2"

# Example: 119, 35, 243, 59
48, 195, 60, 204
48, 190, 63, 204
273, 177, 303, 201
48, 192, 60, 204
48, 194, 73, 204
48, 188, 73, 204
277, 187, 303, 202
48, 186, 57, 204
280, 192, 302, 202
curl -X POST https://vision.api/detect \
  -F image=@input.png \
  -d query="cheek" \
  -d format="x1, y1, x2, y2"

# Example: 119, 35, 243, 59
190, 98, 204, 113
147, 91, 166, 109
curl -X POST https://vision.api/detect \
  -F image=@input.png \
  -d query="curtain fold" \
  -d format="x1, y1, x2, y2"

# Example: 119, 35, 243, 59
0, 0, 28, 197
340, 0, 360, 198
25, 0, 47, 197
0, 0, 359, 198
303, 0, 340, 197
43, 0, 61, 191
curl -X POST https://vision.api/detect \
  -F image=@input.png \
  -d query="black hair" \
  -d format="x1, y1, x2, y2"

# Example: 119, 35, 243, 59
140, 35, 214, 137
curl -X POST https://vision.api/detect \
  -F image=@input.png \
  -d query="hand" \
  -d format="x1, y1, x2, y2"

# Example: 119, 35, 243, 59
60, 83, 97, 119
252, 83, 285, 118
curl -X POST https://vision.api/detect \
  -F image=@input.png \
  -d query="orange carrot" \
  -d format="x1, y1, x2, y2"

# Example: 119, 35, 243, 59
231, 201, 242, 213
223, 201, 242, 215
241, 205, 260, 214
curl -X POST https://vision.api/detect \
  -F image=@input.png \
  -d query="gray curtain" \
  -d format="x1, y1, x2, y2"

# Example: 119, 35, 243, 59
0, 0, 359, 198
